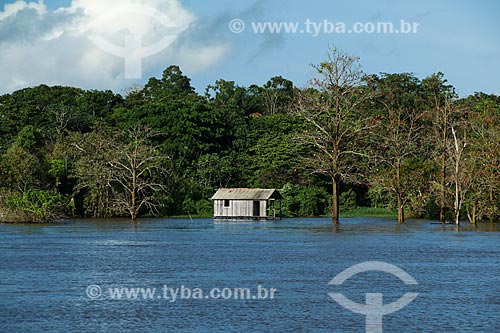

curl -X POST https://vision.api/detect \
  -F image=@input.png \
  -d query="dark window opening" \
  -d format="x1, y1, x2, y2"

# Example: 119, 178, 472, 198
224, 200, 230, 207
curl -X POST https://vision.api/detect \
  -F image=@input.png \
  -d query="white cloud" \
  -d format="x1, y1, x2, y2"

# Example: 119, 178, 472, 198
0, 0, 46, 20
0, 0, 229, 93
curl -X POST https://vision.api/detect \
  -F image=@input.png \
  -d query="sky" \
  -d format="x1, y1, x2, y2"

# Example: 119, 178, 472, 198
0, 0, 499, 97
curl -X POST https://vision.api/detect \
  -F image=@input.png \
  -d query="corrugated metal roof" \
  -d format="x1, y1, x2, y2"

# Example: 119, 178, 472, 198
211, 188, 283, 200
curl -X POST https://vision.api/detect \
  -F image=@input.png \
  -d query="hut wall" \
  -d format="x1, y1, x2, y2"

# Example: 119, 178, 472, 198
260, 201, 267, 216
214, 200, 268, 218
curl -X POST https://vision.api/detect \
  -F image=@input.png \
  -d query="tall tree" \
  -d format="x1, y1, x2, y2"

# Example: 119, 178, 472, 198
461, 94, 500, 223
422, 73, 456, 223
295, 47, 374, 224
71, 126, 169, 220
448, 110, 472, 226
70, 128, 117, 218
261, 76, 294, 115
1, 145, 40, 193
369, 73, 426, 224
0, 125, 44, 193
108, 126, 169, 221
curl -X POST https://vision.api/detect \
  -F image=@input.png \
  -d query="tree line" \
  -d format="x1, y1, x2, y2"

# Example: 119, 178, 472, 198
0, 48, 499, 224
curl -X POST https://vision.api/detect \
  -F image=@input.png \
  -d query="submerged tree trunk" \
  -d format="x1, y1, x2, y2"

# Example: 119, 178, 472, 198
397, 195, 405, 224
454, 181, 461, 226
451, 126, 465, 226
332, 177, 340, 225
295, 48, 373, 227
468, 201, 477, 225
107, 127, 168, 223
439, 103, 448, 224
489, 189, 495, 222
131, 170, 137, 221
439, 153, 446, 224
395, 159, 405, 224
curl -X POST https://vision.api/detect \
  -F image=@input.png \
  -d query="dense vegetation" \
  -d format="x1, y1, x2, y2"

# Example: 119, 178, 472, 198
1, 49, 499, 224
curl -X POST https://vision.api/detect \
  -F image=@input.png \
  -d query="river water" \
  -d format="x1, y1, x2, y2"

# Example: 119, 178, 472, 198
0, 218, 499, 332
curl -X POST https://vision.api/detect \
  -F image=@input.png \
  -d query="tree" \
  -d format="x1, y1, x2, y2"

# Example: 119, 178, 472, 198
261, 76, 294, 115
0, 145, 40, 193
461, 94, 500, 223
448, 112, 472, 226
369, 73, 426, 224
48, 105, 77, 139
71, 128, 117, 218
108, 126, 169, 221
295, 47, 374, 224
0, 126, 69, 223
143, 65, 195, 99
71, 126, 169, 220
1, 190, 66, 223
245, 114, 305, 188
422, 73, 456, 223
0, 126, 43, 193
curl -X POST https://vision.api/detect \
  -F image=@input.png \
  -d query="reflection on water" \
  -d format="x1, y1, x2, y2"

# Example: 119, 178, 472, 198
0, 218, 499, 332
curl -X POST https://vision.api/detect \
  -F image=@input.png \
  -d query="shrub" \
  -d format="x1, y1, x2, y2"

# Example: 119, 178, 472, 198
2, 190, 67, 223
281, 183, 329, 217
339, 189, 357, 212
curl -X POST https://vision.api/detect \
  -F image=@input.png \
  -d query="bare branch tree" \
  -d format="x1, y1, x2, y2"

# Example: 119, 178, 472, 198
422, 73, 456, 223
71, 129, 116, 218
448, 121, 471, 226
368, 73, 426, 224
465, 104, 500, 224
71, 126, 169, 220
294, 47, 374, 224
108, 126, 169, 221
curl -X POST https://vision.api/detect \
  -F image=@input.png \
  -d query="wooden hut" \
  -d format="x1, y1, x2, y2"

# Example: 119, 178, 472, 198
211, 188, 283, 220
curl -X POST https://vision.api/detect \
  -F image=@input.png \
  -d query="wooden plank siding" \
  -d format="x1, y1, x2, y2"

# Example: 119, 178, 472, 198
211, 188, 283, 220
213, 200, 267, 219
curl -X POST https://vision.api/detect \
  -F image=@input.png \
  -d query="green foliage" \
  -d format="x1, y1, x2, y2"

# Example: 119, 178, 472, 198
1, 64, 500, 223
16, 125, 40, 149
68, 128, 116, 218
244, 114, 305, 188
340, 207, 396, 218
48, 159, 67, 178
339, 189, 357, 212
196, 153, 236, 190
3, 190, 67, 223
367, 187, 393, 209
281, 183, 329, 217
0, 144, 41, 192
181, 198, 212, 217
422, 196, 440, 220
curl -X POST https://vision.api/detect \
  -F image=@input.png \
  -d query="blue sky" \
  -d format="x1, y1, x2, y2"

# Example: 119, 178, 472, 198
1, 0, 499, 96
